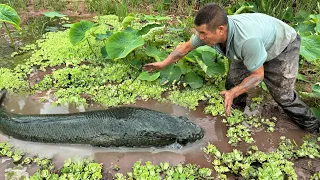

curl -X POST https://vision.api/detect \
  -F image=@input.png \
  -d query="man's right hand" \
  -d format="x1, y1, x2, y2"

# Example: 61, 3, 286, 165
143, 62, 167, 72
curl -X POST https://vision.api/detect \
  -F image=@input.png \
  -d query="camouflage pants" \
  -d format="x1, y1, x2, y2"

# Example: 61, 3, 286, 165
226, 35, 319, 133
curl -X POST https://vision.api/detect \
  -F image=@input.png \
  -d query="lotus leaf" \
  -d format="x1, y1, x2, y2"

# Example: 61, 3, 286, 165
160, 64, 182, 83
312, 83, 320, 94
188, 47, 225, 77
138, 23, 162, 36
300, 35, 320, 62
100, 47, 111, 60
0, 4, 20, 30
95, 31, 112, 41
69, 20, 95, 45
105, 32, 144, 60
138, 71, 160, 81
43, 11, 66, 18
130, 59, 142, 70
184, 72, 203, 89
176, 59, 192, 74
145, 46, 168, 62
122, 14, 135, 29
310, 14, 320, 33
124, 27, 138, 34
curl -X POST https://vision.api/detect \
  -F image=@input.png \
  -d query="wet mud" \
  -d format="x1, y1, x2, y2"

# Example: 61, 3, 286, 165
0, 93, 317, 179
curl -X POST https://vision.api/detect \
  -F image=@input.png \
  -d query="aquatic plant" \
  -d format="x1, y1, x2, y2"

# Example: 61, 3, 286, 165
0, 4, 21, 50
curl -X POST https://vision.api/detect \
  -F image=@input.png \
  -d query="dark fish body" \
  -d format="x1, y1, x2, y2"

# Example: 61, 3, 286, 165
0, 107, 204, 147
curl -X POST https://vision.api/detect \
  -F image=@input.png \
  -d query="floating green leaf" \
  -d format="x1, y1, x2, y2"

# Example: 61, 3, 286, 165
43, 11, 66, 18
300, 35, 320, 62
188, 46, 225, 77
69, 20, 94, 45
184, 72, 203, 89
130, 59, 142, 71
138, 71, 160, 81
145, 46, 168, 62
310, 14, 320, 33
100, 46, 111, 60
122, 14, 135, 29
138, 23, 162, 36
105, 31, 144, 60
297, 73, 309, 82
95, 31, 112, 41
0, 4, 20, 30
176, 59, 192, 74
160, 64, 182, 84
312, 83, 320, 94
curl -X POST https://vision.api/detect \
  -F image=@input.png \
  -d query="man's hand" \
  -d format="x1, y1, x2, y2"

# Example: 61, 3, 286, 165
220, 65, 264, 116
143, 62, 166, 72
220, 89, 236, 116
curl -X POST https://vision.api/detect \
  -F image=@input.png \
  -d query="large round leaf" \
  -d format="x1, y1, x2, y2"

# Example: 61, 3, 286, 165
184, 72, 203, 89
300, 35, 320, 62
69, 20, 94, 45
138, 71, 160, 81
122, 14, 135, 29
43, 11, 66, 18
0, 4, 20, 30
160, 64, 182, 84
138, 23, 162, 36
145, 45, 168, 62
105, 32, 144, 60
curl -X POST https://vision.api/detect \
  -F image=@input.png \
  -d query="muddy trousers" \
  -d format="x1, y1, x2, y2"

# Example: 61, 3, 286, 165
225, 35, 319, 133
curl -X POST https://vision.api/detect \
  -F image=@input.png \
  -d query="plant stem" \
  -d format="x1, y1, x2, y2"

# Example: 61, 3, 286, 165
86, 38, 97, 58
3, 22, 15, 50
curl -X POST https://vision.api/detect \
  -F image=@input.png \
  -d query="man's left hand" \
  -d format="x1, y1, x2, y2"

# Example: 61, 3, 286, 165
220, 89, 237, 116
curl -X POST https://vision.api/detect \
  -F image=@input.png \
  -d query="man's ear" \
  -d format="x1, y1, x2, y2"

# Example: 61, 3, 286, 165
217, 25, 225, 33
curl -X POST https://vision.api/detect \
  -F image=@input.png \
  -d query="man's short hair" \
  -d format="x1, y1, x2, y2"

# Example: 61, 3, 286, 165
194, 3, 228, 31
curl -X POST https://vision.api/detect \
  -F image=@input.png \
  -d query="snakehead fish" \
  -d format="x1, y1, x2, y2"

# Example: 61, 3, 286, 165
0, 90, 204, 147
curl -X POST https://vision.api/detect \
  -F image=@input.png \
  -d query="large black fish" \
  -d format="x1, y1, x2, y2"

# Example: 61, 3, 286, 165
0, 90, 204, 147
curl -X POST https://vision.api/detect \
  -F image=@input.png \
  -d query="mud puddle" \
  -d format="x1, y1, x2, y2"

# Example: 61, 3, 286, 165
0, 93, 312, 179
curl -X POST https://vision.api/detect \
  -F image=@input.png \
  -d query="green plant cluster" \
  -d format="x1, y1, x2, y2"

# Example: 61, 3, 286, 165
0, 13, 230, 111
245, 116, 277, 132
220, 110, 278, 146
1, 140, 214, 180
167, 85, 221, 110
1, 141, 103, 180
0, 68, 29, 93
204, 135, 320, 180
114, 161, 212, 180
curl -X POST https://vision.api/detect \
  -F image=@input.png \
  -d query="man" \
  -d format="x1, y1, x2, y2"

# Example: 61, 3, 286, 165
143, 3, 319, 133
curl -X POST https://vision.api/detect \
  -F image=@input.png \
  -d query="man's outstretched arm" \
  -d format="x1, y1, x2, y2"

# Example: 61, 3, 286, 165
143, 40, 195, 72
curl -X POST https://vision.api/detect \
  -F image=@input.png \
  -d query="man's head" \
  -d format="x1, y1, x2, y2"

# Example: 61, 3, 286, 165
194, 3, 228, 46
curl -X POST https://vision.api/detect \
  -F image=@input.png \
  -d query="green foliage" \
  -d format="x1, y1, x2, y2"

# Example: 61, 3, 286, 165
85, 0, 128, 18
0, 68, 28, 93
138, 71, 160, 81
0, 4, 21, 49
0, 3, 20, 30
167, 85, 218, 110
300, 35, 320, 62
105, 31, 144, 60
115, 161, 212, 179
69, 20, 95, 45
43, 11, 66, 18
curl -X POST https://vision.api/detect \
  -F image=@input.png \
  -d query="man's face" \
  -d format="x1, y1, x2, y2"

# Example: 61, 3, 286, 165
195, 24, 223, 46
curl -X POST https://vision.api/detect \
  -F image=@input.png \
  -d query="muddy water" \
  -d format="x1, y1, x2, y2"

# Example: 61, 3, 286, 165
0, 94, 310, 179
